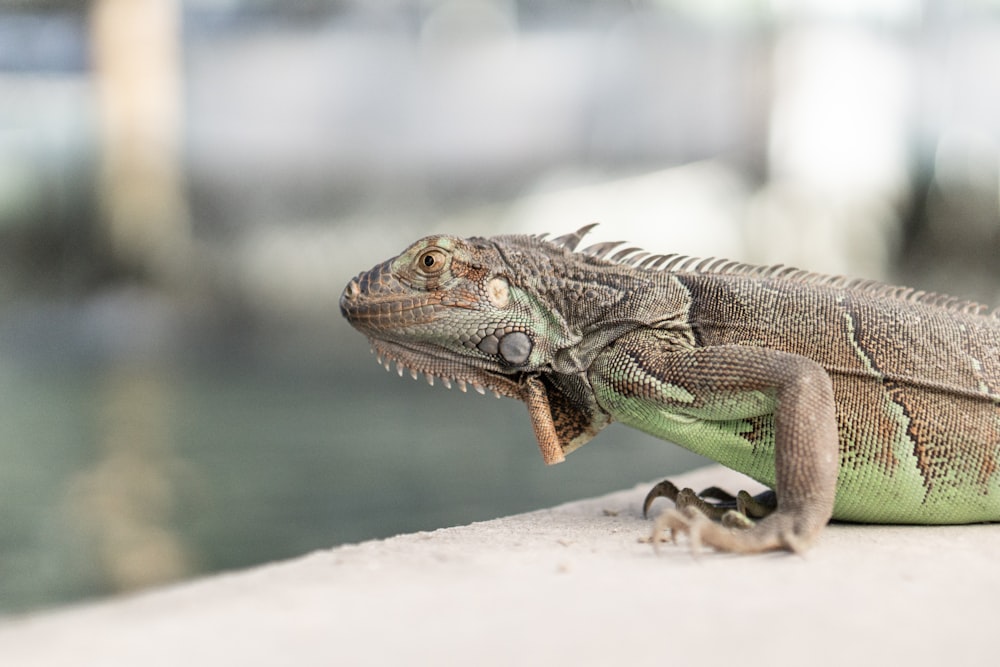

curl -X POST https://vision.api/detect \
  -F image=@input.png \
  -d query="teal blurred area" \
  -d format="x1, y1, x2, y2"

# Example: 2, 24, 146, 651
0, 293, 708, 613
1, 0, 999, 614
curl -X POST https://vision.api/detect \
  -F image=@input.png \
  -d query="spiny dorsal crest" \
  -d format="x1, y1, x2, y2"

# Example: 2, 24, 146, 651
534, 224, 999, 319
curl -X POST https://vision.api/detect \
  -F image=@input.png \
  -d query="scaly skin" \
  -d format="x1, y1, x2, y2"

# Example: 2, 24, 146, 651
340, 226, 1000, 553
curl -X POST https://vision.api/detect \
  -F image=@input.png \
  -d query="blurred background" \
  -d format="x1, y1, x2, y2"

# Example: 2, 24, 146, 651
1, 0, 999, 614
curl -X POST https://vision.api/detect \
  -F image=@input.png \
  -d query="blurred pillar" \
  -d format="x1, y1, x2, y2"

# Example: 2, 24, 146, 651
91, 0, 191, 283
87, 0, 193, 591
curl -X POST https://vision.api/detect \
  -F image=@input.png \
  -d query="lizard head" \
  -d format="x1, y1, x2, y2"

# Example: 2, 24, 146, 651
340, 230, 611, 464
340, 234, 548, 396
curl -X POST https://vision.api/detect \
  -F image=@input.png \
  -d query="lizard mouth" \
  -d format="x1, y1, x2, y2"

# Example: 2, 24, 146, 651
367, 339, 523, 400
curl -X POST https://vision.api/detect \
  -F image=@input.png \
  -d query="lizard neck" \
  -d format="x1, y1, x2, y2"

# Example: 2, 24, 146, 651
501, 240, 696, 374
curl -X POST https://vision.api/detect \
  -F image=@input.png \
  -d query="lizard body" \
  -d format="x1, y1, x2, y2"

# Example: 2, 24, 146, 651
340, 226, 1000, 552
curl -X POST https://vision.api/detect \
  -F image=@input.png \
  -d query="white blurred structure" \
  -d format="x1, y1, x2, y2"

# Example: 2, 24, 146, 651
749, 22, 912, 277
0, 0, 997, 298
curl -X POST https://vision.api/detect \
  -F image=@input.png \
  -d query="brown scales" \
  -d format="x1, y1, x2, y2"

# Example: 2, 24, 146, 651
535, 224, 1000, 499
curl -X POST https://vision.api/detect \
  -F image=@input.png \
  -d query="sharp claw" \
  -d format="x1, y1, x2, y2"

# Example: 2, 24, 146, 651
642, 479, 681, 518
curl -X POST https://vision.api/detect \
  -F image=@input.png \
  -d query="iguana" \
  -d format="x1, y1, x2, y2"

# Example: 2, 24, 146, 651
339, 225, 1000, 553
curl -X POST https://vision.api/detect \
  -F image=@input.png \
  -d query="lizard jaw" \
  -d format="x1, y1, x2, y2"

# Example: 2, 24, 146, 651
367, 338, 574, 466
367, 340, 521, 400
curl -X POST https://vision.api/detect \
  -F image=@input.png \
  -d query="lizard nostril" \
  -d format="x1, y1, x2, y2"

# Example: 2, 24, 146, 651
340, 280, 362, 319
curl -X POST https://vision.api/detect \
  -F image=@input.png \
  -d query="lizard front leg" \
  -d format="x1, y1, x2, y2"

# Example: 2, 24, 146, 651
589, 331, 839, 553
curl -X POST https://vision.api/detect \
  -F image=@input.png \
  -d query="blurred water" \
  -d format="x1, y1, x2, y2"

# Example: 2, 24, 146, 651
0, 296, 708, 614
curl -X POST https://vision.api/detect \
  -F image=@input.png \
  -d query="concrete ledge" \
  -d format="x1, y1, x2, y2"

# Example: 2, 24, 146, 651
2, 465, 998, 666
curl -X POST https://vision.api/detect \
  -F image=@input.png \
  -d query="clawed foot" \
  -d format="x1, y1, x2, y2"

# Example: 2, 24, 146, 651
643, 480, 776, 522
645, 479, 815, 554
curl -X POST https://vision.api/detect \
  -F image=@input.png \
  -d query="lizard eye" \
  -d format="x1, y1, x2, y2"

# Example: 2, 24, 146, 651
417, 248, 448, 275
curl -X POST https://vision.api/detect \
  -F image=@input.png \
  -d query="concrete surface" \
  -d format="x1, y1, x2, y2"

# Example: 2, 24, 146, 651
2, 465, 998, 666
